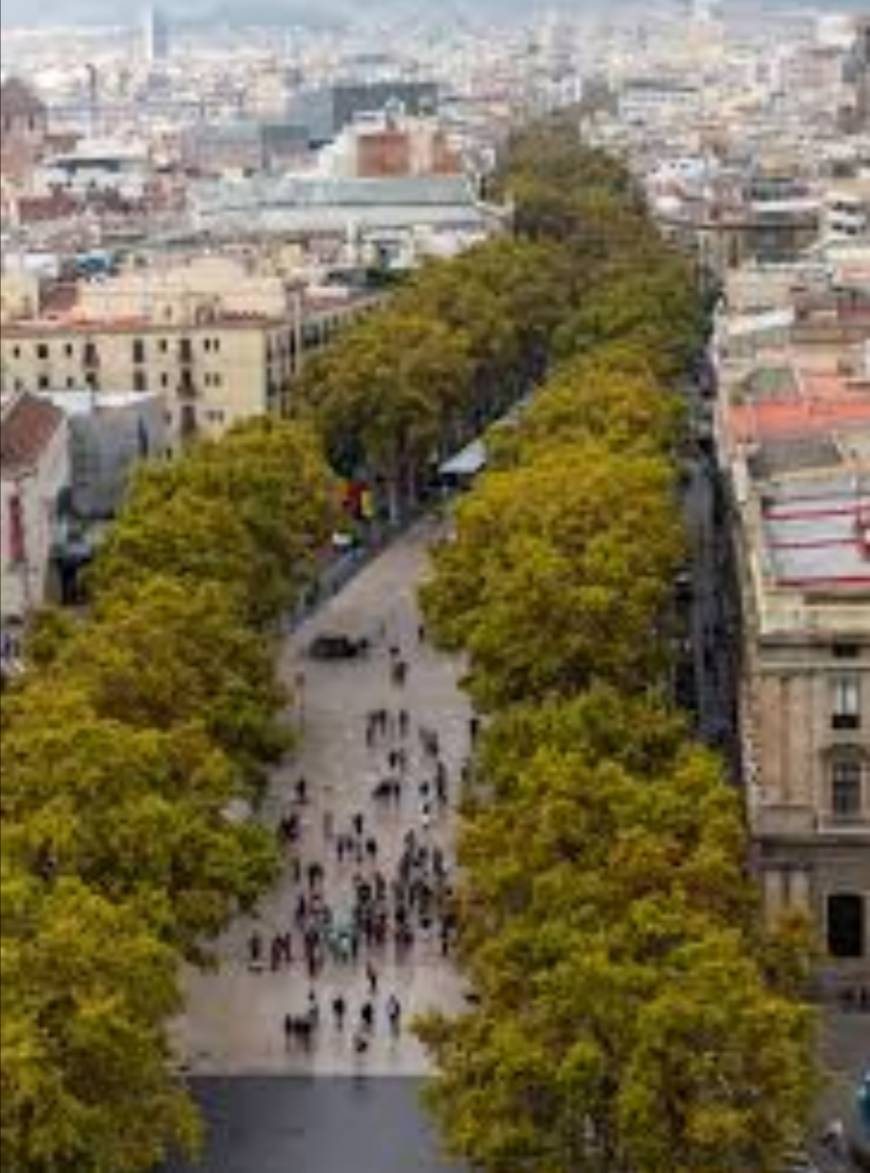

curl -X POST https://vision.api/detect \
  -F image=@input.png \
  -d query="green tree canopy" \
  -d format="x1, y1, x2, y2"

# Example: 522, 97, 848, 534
421, 441, 683, 709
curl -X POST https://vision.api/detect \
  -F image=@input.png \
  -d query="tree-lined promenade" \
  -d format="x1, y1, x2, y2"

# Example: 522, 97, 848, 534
0, 115, 816, 1173
415, 121, 818, 1173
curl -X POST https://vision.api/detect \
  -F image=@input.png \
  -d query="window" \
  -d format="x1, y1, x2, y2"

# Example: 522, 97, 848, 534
212, 337, 220, 353
83, 342, 98, 366
36, 343, 49, 360
830, 756, 862, 819
213, 372, 222, 386
66, 377, 75, 388
38, 374, 49, 389
832, 675, 861, 730
132, 338, 145, 364
179, 338, 193, 363
133, 369, 147, 392
85, 372, 99, 390
12, 345, 21, 359
827, 893, 866, 958
833, 642, 860, 659
159, 339, 168, 353
64, 343, 73, 357
203, 338, 211, 352
160, 373, 169, 388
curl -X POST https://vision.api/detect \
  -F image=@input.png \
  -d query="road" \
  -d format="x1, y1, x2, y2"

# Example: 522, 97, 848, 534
162, 1077, 466, 1173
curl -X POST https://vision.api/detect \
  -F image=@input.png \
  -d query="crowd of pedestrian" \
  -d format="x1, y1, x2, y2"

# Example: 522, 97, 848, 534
243, 619, 471, 1064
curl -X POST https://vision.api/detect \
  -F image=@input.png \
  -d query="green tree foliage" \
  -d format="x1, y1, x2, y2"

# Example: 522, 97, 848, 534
1, 416, 333, 1169
421, 442, 683, 710
418, 700, 817, 1173
1, 869, 201, 1173
91, 417, 336, 621
415, 118, 817, 1173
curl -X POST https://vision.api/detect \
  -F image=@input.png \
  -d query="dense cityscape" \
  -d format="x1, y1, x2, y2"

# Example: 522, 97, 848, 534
0, 1, 868, 1171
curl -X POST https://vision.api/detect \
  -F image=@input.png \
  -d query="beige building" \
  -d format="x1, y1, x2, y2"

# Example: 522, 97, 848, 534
716, 264, 870, 985
0, 257, 375, 446
736, 464, 870, 982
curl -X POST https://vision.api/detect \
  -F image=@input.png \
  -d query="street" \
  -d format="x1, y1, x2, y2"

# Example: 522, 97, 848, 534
171, 512, 471, 1077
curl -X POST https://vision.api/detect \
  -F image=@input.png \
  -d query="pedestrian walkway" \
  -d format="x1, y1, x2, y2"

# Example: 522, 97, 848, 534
172, 514, 472, 1076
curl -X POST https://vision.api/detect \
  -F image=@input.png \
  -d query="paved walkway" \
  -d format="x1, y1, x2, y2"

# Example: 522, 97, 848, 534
172, 515, 471, 1076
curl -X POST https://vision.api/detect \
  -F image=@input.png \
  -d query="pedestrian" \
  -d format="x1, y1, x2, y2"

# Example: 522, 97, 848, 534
283, 1012, 294, 1045
353, 1028, 369, 1055
398, 709, 409, 737
271, 935, 282, 972
332, 994, 346, 1029
417, 623, 425, 643
352, 812, 364, 838
296, 893, 307, 925
307, 861, 322, 889
421, 801, 432, 832
366, 962, 378, 996
295, 776, 308, 804
469, 716, 480, 742
386, 993, 401, 1036
365, 836, 378, 859
360, 1000, 374, 1032
248, 930, 263, 967
291, 856, 302, 884
308, 989, 320, 1029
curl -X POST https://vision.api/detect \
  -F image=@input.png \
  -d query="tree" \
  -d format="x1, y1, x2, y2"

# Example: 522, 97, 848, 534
421, 441, 683, 709
298, 308, 474, 522
50, 576, 290, 786
488, 345, 685, 470
90, 418, 336, 622
417, 705, 817, 1173
1, 871, 201, 1173
2, 682, 278, 956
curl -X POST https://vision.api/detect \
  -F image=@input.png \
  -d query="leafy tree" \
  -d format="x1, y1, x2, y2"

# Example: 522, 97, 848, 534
1, 870, 201, 1173
421, 441, 683, 709
50, 576, 290, 785
418, 703, 817, 1173
2, 682, 277, 955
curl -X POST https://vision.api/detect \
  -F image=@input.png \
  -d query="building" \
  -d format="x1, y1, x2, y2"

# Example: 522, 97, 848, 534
714, 262, 870, 985
286, 82, 439, 147
617, 78, 702, 125
41, 389, 167, 519
188, 174, 503, 269
0, 77, 49, 182
0, 391, 69, 633
142, 5, 169, 64
0, 257, 375, 445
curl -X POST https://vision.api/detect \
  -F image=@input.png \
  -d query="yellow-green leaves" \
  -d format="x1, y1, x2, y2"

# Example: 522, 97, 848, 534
415, 120, 817, 1173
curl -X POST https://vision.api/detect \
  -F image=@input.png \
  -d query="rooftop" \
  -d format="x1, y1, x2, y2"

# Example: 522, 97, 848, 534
0, 391, 65, 476
761, 474, 870, 590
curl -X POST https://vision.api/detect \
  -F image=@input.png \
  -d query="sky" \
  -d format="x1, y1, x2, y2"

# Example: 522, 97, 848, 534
0, 0, 861, 31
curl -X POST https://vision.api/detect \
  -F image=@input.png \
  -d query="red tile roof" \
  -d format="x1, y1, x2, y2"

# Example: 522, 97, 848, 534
0, 392, 65, 475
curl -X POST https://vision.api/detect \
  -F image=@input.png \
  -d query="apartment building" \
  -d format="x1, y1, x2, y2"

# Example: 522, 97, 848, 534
0, 391, 69, 630
715, 262, 870, 984
0, 257, 375, 446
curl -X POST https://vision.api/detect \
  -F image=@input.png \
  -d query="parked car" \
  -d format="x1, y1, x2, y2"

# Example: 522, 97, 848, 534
308, 632, 369, 660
